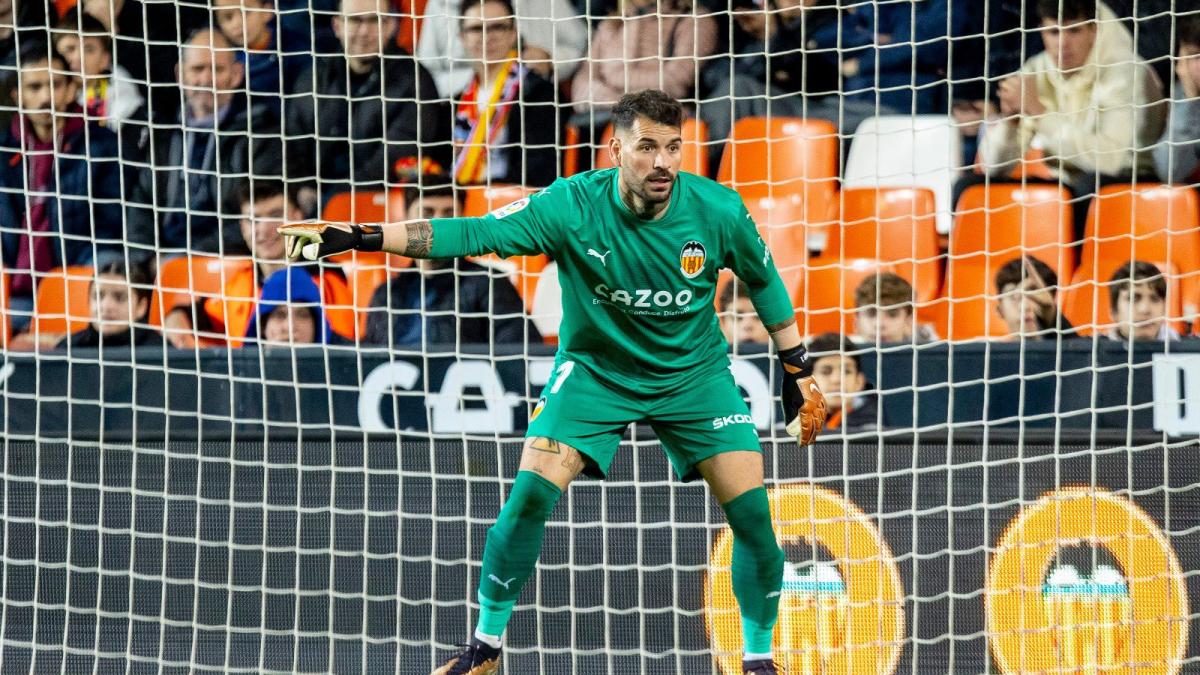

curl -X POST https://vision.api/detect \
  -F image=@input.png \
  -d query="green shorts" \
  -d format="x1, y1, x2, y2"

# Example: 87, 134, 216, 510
526, 359, 762, 481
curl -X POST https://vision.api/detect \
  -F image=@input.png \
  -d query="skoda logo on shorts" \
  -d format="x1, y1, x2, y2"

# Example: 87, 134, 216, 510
705, 485, 904, 675
679, 240, 706, 279
986, 488, 1189, 674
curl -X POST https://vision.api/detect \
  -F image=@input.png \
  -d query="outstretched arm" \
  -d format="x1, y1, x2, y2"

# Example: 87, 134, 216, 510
279, 220, 436, 261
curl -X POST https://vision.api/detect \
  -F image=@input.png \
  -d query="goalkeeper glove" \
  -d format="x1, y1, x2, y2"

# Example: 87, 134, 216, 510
278, 222, 384, 261
779, 345, 827, 445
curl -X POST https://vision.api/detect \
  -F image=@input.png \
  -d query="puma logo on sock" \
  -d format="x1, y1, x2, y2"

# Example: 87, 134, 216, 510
489, 574, 517, 589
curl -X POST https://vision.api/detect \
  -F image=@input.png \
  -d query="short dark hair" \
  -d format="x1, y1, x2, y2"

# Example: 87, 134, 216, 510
403, 179, 459, 212
995, 256, 1058, 295
612, 89, 683, 132
854, 273, 914, 315
1178, 15, 1200, 51
807, 332, 862, 371
717, 278, 752, 313
1037, 0, 1096, 23
17, 38, 67, 71
54, 8, 114, 57
459, 0, 515, 24
93, 259, 153, 305
1108, 260, 1166, 309
235, 179, 296, 212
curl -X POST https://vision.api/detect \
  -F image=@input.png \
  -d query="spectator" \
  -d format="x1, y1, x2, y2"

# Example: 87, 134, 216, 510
0, 39, 123, 335
974, 0, 1165, 225
124, 29, 283, 258
807, 332, 881, 432
699, 0, 839, 167
994, 256, 1073, 339
570, 0, 715, 135
244, 267, 344, 345
451, 0, 561, 187
212, 0, 310, 109
58, 260, 160, 348
364, 182, 541, 348
853, 273, 937, 344
807, 0, 976, 119
417, 0, 586, 96
161, 179, 354, 347
53, 9, 144, 125
286, 0, 451, 210
1107, 260, 1178, 341
1153, 15, 1200, 183
717, 278, 770, 346
79, 0, 208, 121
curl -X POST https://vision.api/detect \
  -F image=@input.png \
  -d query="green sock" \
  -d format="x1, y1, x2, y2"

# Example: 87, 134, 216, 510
475, 471, 563, 637
723, 487, 785, 655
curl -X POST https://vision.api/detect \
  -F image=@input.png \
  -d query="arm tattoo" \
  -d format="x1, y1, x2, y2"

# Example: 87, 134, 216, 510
405, 220, 433, 257
764, 316, 796, 335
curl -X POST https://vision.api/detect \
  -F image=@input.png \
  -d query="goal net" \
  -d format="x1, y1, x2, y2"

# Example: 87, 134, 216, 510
0, 0, 1198, 672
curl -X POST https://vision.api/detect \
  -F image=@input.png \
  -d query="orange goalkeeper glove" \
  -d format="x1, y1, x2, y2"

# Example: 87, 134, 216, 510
779, 345, 827, 445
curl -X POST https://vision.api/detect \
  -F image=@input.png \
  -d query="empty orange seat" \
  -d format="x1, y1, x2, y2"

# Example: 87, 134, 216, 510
741, 190, 815, 295
794, 259, 897, 336
32, 266, 94, 336
936, 183, 1074, 340
821, 187, 941, 302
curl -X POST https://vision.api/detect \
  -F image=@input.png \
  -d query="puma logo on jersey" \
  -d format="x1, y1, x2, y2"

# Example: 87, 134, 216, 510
488, 575, 517, 589
587, 248, 611, 266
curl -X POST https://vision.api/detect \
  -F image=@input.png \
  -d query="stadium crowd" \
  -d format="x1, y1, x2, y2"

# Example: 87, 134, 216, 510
0, 0, 1198, 430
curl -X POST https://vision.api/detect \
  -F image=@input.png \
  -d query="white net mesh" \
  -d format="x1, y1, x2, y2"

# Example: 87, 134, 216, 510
0, 0, 1198, 672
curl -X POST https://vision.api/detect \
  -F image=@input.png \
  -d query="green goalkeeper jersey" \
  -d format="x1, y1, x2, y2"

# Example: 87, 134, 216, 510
429, 169, 794, 396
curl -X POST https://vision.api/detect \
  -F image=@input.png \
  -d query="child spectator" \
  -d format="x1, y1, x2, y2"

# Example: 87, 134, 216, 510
364, 182, 540, 349
59, 260, 160, 348
53, 8, 143, 124
1107, 260, 1178, 341
853, 273, 937, 344
994, 256, 1072, 339
244, 267, 343, 345
717, 278, 770, 346
807, 332, 881, 432
212, 0, 310, 107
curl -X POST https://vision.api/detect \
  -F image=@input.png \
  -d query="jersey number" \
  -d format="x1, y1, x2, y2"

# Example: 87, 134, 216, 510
549, 361, 575, 394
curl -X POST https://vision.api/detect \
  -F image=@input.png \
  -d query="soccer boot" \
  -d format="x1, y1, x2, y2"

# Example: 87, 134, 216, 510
431, 639, 501, 674
742, 658, 778, 674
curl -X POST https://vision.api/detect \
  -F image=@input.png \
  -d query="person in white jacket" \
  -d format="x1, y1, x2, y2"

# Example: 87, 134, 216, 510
52, 8, 144, 125
969, 0, 1164, 236
416, 0, 587, 97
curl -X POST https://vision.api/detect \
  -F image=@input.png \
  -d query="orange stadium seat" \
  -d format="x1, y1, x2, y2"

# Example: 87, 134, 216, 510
1066, 184, 1200, 333
594, 118, 710, 176
149, 255, 255, 328
821, 187, 941, 303
459, 184, 547, 310
717, 117, 839, 247
936, 184, 1074, 340
742, 191, 814, 295
0, 271, 10, 346
320, 189, 405, 224
32, 266, 94, 336
461, 184, 540, 217
795, 259, 897, 337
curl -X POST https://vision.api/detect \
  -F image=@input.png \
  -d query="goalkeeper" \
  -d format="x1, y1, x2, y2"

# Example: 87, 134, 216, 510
282, 89, 827, 675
